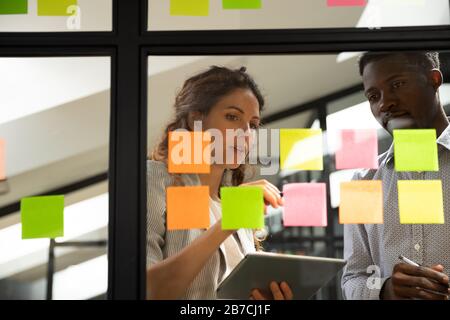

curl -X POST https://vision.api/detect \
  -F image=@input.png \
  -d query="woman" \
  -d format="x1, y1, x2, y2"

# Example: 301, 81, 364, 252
147, 66, 293, 300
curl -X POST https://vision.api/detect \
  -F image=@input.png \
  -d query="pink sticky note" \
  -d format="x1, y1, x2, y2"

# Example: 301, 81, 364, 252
0, 139, 5, 180
327, 0, 367, 6
335, 129, 378, 170
282, 183, 327, 227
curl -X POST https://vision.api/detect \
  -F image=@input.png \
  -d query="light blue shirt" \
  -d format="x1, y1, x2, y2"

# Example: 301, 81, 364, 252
342, 123, 450, 299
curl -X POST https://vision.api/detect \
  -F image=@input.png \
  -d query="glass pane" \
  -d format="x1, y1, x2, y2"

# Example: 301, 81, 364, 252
0, 57, 110, 300
0, 0, 112, 32
147, 52, 450, 300
148, 0, 450, 31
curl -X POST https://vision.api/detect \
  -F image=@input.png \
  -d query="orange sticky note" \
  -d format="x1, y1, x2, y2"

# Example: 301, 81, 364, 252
168, 131, 211, 174
0, 139, 5, 180
339, 180, 383, 224
166, 186, 210, 230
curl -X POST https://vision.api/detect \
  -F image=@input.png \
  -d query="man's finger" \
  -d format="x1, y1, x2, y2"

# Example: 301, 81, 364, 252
398, 264, 449, 286
393, 272, 448, 293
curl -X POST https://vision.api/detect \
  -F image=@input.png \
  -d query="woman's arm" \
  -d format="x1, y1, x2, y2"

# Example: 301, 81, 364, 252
147, 220, 233, 300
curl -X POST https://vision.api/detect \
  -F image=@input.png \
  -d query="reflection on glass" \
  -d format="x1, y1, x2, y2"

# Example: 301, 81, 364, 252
0, 57, 110, 300
148, 0, 450, 31
0, 0, 112, 32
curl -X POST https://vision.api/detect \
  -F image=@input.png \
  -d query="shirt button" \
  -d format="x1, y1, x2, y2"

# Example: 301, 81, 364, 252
414, 244, 421, 251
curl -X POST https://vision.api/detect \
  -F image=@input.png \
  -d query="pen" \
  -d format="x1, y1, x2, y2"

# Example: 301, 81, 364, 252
398, 255, 420, 267
398, 255, 450, 297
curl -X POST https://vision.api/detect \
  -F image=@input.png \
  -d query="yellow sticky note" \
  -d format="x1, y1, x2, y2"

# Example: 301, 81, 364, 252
339, 180, 383, 224
37, 0, 77, 16
398, 180, 444, 224
170, 0, 209, 16
280, 129, 323, 171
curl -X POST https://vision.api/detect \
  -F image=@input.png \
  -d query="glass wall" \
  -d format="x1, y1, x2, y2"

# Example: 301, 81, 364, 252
148, 0, 450, 31
0, 57, 111, 299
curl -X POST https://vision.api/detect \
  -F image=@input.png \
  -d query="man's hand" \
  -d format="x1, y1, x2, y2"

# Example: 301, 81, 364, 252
381, 263, 450, 300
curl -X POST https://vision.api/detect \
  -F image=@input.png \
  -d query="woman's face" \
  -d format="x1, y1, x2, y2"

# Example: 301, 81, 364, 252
201, 88, 261, 170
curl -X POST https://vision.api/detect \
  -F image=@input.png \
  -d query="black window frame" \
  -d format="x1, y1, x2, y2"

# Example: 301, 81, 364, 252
1, 0, 450, 300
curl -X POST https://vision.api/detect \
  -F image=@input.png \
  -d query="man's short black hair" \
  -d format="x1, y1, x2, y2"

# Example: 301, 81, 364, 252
358, 51, 440, 76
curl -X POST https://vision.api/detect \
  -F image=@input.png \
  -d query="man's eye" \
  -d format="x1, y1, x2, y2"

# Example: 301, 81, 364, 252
393, 80, 405, 89
368, 94, 378, 103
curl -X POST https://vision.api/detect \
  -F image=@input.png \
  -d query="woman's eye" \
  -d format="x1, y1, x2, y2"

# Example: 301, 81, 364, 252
226, 114, 239, 121
250, 123, 259, 130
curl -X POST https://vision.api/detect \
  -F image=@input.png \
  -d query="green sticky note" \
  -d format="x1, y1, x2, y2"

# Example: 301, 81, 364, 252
221, 187, 264, 229
0, 0, 27, 14
37, 0, 77, 16
398, 180, 444, 224
393, 129, 439, 172
170, 0, 209, 16
280, 129, 324, 171
21, 196, 64, 239
223, 0, 261, 9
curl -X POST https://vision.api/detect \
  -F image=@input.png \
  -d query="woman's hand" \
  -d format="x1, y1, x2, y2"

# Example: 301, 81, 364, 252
249, 281, 293, 300
240, 179, 284, 209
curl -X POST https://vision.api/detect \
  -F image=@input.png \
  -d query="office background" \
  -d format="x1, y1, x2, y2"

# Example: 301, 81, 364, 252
1, 0, 450, 299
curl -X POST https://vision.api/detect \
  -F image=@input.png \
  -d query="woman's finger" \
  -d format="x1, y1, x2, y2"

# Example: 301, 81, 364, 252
241, 180, 283, 208
280, 281, 294, 300
262, 188, 280, 208
270, 281, 285, 300
251, 289, 267, 300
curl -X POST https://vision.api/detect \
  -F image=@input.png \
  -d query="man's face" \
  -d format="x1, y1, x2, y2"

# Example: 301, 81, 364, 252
362, 55, 441, 134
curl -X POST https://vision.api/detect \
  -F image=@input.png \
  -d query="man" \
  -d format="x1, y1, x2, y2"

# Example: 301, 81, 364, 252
342, 51, 450, 300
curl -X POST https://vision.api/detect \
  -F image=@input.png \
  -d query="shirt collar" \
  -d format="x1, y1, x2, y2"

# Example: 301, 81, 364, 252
384, 118, 450, 164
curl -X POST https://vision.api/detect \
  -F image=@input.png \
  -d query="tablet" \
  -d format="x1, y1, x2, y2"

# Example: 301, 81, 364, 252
216, 252, 346, 300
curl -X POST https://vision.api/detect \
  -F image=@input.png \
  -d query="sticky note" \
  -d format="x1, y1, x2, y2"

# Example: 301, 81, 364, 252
0, 0, 27, 14
37, 0, 77, 16
223, 0, 261, 9
21, 196, 64, 239
221, 186, 264, 229
280, 129, 323, 171
168, 131, 211, 174
170, 0, 209, 16
335, 129, 378, 170
0, 139, 5, 180
327, 0, 367, 6
166, 186, 210, 230
283, 183, 327, 227
339, 181, 383, 224
398, 180, 444, 224
393, 129, 438, 172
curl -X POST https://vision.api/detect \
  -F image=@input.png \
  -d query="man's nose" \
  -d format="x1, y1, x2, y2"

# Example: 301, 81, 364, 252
379, 92, 397, 113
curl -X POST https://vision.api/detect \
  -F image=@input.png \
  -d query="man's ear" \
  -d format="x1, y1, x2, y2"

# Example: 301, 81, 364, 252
187, 111, 203, 130
429, 69, 443, 91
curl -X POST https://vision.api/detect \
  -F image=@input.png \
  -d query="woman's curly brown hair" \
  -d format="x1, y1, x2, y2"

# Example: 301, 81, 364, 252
150, 65, 267, 250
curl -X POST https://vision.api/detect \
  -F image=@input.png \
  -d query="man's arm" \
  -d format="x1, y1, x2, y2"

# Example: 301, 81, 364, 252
341, 223, 389, 300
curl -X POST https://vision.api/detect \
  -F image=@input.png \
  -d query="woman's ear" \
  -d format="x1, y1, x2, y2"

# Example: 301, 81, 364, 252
187, 111, 203, 130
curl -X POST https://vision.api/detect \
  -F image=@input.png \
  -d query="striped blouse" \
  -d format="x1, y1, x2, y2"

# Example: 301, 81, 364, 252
146, 160, 256, 299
